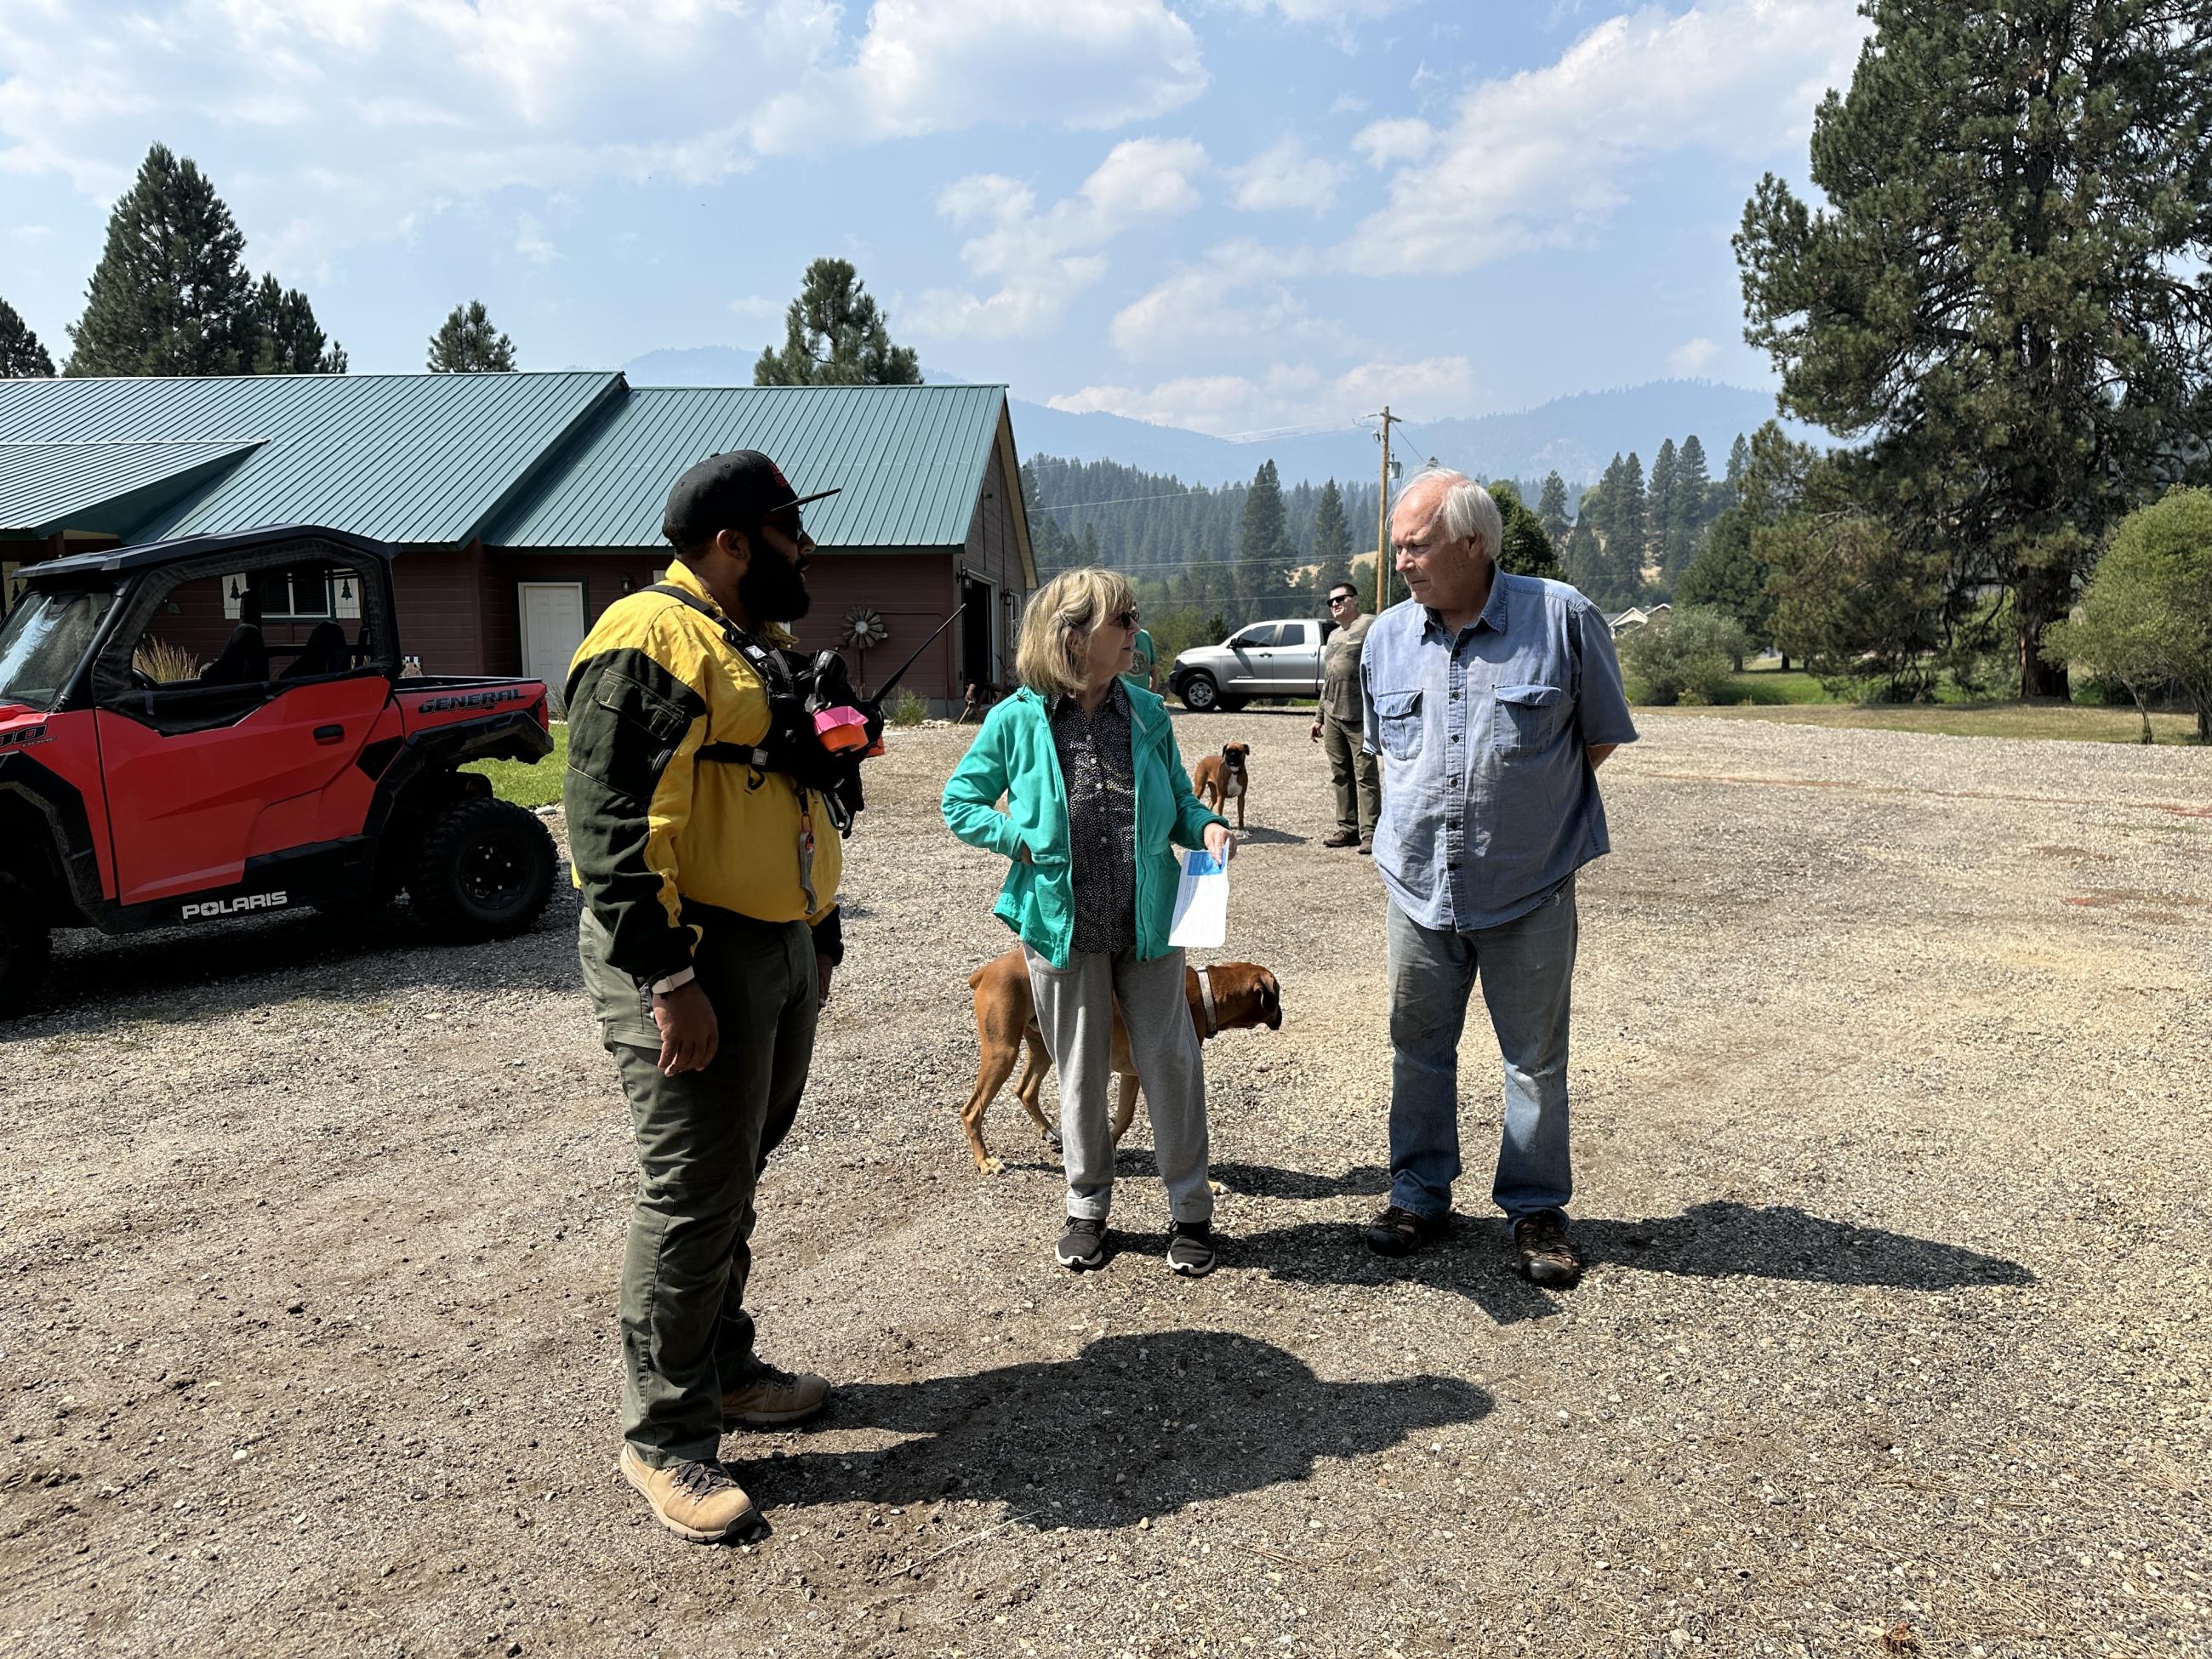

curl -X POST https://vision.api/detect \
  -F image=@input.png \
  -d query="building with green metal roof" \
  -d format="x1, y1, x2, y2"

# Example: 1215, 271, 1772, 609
0, 372, 1034, 706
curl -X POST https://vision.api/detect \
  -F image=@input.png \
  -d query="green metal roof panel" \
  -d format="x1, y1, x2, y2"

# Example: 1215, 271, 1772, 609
491, 384, 1007, 549
0, 373, 624, 545
0, 441, 261, 537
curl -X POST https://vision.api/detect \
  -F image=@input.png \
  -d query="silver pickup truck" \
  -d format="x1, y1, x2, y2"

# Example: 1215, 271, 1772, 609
1166, 617, 1328, 712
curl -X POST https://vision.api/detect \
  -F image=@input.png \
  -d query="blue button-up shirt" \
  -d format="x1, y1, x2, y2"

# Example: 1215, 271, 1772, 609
1360, 573, 1638, 932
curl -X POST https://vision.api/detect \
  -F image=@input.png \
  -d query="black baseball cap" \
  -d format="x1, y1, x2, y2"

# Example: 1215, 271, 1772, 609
661, 449, 841, 546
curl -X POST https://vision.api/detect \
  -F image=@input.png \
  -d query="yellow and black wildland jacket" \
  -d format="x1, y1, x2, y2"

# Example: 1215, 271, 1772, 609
562, 561, 841, 986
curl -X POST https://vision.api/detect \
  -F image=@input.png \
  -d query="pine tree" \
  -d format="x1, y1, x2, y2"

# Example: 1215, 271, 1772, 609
0, 298, 54, 377
1488, 481, 1561, 579
1608, 452, 1648, 599
1664, 435, 1713, 585
1725, 433, 1751, 489
1677, 506, 1774, 653
1736, 0, 2212, 697
66, 143, 259, 375
427, 300, 516, 373
1646, 440, 1679, 578
1237, 459, 1291, 613
247, 274, 345, 373
1308, 477, 1350, 576
755, 258, 921, 386
1536, 470, 1571, 546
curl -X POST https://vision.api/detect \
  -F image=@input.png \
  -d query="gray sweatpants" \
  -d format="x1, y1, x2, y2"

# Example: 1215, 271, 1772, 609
1023, 943, 1213, 1225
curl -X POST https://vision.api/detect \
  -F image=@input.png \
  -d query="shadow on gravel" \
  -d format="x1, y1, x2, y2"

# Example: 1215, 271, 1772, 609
757, 1329, 1491, 1529
1578, 1201, 2038, 1291
1210, 1160, 1391, 1200
25, 889, 584, 1035
1226, 825, 1310, 847
1239, 1201, 2035, 1327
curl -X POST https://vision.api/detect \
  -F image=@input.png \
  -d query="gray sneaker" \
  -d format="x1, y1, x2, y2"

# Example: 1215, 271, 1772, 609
1056, 1215, 1107, 1270
1166, 1220, 1217, 1277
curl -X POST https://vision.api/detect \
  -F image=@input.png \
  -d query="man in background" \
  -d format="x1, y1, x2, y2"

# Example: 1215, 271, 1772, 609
1309, 581, 1378, 852
1124, 622, 1159, 693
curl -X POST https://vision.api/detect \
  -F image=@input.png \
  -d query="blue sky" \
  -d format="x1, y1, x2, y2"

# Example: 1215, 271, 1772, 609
1, 0, 1867, 436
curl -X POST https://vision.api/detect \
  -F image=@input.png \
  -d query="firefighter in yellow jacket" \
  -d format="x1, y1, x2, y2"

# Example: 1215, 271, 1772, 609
565, 450, 845, 1542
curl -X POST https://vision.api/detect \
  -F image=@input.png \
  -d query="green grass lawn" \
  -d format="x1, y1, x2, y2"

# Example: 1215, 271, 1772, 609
466, 721, 567, 807
1643, 698, 2202, 744
1630, 662, 2203, 744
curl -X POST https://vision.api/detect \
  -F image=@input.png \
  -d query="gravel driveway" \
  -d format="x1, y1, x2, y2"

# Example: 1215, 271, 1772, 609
3, 710, 2206, 1658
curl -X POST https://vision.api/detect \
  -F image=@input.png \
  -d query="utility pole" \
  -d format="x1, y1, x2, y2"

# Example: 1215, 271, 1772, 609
1373, 406, 1402, 612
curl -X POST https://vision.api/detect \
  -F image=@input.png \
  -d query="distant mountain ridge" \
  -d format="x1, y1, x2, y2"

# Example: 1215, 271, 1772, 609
619, 346, 1803, 487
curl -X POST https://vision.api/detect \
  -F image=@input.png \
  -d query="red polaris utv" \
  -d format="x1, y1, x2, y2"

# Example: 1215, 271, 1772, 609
0, 525, 559, 1018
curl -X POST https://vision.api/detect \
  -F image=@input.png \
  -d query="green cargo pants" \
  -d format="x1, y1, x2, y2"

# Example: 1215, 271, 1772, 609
579, 903, 818, 1468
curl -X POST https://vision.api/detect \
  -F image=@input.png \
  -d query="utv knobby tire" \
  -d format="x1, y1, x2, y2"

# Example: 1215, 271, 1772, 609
407, 797, 556, 944
0, 871, 53, 1021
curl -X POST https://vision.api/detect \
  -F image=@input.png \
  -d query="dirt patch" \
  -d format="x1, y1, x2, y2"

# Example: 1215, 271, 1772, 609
3, 713, 2209, 1657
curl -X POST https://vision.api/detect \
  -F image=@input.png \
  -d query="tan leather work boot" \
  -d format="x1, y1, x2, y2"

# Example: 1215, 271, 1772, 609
619, 1445, 758, 1542
721, 1362, 830, 1427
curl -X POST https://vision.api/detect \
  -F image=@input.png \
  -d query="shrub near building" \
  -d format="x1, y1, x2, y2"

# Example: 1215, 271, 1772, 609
1621, 607, 1750, 706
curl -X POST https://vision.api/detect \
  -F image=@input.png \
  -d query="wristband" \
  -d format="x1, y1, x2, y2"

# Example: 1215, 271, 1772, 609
650, 966, 697, 996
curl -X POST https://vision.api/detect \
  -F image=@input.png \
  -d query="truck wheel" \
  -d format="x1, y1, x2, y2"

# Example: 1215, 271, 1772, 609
1178, 672, 1221, 712
408, 797, 556, 943
0, 872, 53, 1021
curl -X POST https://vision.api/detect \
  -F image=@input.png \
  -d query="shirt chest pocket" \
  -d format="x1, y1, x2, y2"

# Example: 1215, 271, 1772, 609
1492, 682, 1565, 754
1373, 688, 1424, 761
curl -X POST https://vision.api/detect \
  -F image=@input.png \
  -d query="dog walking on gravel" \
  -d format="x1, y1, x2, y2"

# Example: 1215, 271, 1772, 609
942, 567, 1236, 1277
566, 451, 855, 1544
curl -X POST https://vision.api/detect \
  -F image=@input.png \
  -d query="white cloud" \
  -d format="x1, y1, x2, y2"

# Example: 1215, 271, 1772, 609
1329, 94, 1369, 116
6, 224, 51, 242
728, 294, 782, 318
1107, 239, 1355, 364
749, 0, 1206, 154
1216, 0, 1421, 22
0, 0, 837, 265
0, 0, 1207, 272
1351, 117, 1434, 168
1668, 336, 1719, 375
1227, 136, 1348, 214
1343, 0, 1871, 274
515, 212, 556, 264
1049, 353, 1472, 437
907, 137, 1210, 341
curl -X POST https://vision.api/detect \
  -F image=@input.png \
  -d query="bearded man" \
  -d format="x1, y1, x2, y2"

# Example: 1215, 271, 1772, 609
564, 450, 847, 1542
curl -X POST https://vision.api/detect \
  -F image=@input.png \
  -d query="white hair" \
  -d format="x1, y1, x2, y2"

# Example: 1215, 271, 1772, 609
1396, 468, 1502, 561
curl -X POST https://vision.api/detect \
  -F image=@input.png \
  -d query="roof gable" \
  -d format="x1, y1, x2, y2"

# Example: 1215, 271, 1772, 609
490, 383, 1011, 550
0, 441, 260, 538
0, 373, 623, 545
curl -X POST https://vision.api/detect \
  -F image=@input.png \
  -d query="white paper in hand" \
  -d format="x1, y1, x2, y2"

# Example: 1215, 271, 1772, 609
1167, 848, 1229, 948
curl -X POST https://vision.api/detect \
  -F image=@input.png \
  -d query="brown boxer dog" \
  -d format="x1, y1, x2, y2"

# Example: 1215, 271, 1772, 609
957, 947, 1281, 1174
1190, 741, 1251, 828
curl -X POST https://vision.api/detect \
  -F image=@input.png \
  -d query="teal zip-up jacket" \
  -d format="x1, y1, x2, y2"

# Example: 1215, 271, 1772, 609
942, 685, 1226, 968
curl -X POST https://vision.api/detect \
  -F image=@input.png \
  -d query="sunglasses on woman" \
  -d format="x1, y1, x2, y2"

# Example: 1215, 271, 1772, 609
1106, 608, 1140, 630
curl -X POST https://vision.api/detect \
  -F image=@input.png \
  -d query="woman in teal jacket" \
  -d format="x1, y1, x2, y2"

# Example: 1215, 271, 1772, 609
943, 568, 1234, 1276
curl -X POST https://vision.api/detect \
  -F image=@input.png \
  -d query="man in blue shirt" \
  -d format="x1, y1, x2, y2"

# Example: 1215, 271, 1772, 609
1358, 470, 1638, 1287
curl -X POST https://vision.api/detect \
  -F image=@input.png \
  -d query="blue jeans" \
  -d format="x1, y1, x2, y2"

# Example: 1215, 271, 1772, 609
1385, 879, 1577, 1223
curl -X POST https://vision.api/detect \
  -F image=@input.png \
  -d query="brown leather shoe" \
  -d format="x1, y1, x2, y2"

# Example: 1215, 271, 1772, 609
721, 1362, 830, 1428
1512, 1211, 1583, 1288
619, 1445, 757, 1542
1321, 830, 1360, 847
1362, 1204, 1449, 1257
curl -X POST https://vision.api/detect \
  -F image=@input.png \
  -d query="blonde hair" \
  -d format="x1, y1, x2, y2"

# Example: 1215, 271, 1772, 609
1015, 567, 1137, 699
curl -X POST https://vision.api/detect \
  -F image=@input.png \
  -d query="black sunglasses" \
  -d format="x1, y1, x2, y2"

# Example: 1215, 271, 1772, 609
1328, 591, 1356, 604
1107, 607, 1140, 630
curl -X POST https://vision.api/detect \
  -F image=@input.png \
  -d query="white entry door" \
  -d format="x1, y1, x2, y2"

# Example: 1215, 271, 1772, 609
518, 582, 588, 705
